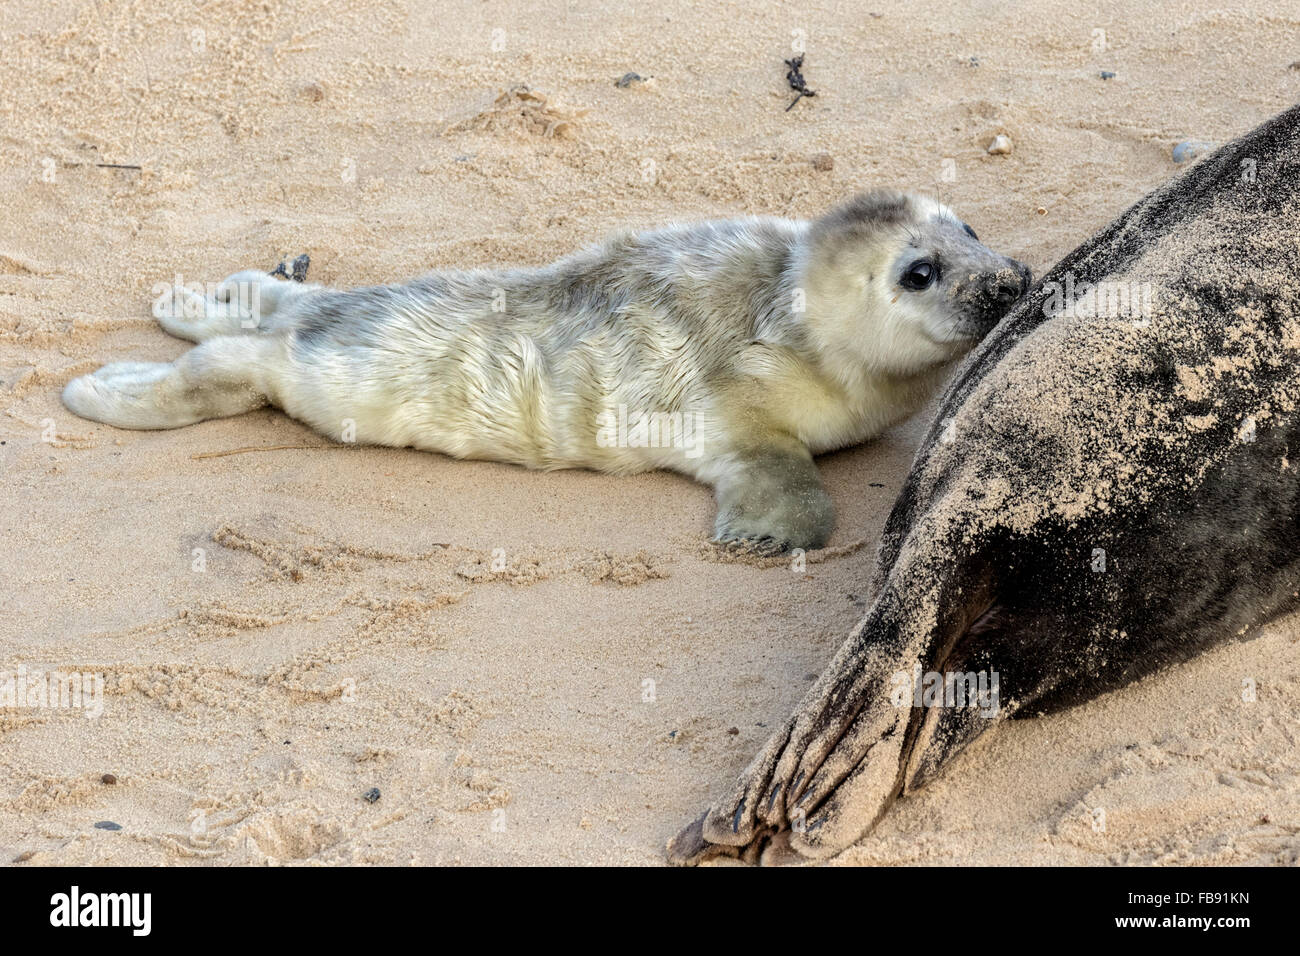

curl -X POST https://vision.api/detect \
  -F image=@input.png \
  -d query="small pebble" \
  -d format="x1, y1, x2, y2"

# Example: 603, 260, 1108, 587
363, 787, 381, 804
1100, 70, 1116, 80
987, 134, 1014, 156
101, 773, 117, 785
810, 152, 834, 172
93, 821, 122, 831
726, 726, 739, 735
1036, 206, 1048, 215
1288, 61, 1300, 71
300, 82, 326, 103
1172, 140, 1214, 163
13, 851, 33, 863
615, 72, 644, 88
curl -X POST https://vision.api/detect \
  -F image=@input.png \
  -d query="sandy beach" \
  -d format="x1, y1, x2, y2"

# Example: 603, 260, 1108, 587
2, 0, 1299, 865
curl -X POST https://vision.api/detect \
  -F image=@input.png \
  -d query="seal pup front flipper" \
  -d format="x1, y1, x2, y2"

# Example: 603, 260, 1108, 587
710, 434, 835, 553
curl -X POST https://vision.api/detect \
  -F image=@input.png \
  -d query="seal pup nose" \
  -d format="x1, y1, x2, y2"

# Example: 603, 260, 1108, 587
994, 280, 1021, 305
991, 261, 1031, 305
1015, 260, 1033, 294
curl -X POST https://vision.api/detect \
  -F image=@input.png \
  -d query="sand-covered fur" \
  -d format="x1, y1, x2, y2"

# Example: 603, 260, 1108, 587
671, 103, 1300, 864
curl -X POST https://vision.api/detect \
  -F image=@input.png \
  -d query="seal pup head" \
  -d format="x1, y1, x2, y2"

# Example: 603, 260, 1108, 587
797, 191, 1031, 384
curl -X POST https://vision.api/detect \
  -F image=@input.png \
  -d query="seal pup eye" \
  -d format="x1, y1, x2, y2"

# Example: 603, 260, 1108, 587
900, 259, 937, 291
962, 223, 979, 240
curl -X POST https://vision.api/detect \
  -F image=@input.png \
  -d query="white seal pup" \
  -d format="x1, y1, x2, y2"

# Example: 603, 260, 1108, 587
669, 104, 1300, 864
63, 191, 1030, 551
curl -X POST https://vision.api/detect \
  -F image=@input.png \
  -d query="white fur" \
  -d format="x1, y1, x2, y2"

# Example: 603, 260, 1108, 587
62, 193, 1026, 549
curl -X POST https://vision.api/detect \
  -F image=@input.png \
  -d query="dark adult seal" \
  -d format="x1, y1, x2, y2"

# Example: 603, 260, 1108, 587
670, 102, 1300, 863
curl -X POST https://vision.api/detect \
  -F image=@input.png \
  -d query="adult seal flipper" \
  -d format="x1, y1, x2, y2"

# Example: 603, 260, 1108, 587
669, 102, 1300, 865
